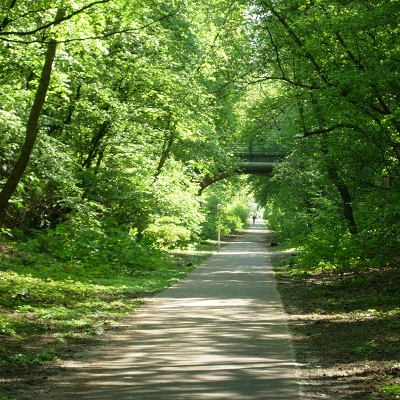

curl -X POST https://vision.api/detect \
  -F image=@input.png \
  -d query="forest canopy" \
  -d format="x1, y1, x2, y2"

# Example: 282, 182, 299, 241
0, 0, 399, 274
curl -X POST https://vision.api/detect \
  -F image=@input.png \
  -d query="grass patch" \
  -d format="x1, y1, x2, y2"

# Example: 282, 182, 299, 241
378, 384, 400, 400
271, 250, 400, 399
0, 240, 213, 398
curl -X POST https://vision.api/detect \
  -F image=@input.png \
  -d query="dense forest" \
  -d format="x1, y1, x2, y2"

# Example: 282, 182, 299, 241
1, 0, 399, 270
1, 0, 400, 397
1, 0, 400, 270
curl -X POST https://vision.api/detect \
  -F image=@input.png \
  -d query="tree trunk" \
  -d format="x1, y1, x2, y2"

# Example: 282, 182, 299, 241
155, 132, 175, 179
154, 113, 176, 179
327, 166, 358, 234
81, 120, 110, 169
0, 0, 17, 32
310, 94, 358, 235
0, 14, 62, 224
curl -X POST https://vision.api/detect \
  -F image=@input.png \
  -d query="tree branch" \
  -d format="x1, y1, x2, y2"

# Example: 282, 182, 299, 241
1, 10, 180, 44
0, 0, 17, 32
268, 2, 329, 84
265, 24, 286, 79
335, 31, 366, 70
0, 0, 111, 37
245, 75, 319, 90
302, 123, 363, 137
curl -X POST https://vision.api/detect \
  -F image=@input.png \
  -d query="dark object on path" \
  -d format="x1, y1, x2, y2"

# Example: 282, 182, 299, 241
270, 242, 279, 247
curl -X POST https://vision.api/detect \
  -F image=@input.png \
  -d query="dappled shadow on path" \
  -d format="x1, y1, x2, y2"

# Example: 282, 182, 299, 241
49, 222, 299, 399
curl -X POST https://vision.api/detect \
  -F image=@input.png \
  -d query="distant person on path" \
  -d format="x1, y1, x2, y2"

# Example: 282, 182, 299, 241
252, 213, 256, 225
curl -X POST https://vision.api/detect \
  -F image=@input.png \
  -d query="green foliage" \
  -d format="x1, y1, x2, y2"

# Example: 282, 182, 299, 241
143, 217, 191, 249
7, 136, 81, 229
199, 179, 255, 240
244, 0, 400, 277
0, 235, 213, 373
220, 214, 243, 236
2, 204, 172, 284
297, 227, 363, 277
351, 340, 379, 358
5, 350, 59, 366
231, 204, 250, 225
378, 384, 400, 400
0, 0, 248, 237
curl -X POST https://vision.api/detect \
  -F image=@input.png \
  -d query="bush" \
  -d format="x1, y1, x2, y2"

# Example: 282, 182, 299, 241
19, 210, 170, 278
142, 217, 191, 249
378, 384, 400, 400
231, 204, 249, 225
220, 214, 243, 235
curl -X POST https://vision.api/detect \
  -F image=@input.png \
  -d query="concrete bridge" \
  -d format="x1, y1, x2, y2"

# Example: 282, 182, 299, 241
231, 143, 285, 174
200, 144, 285, 193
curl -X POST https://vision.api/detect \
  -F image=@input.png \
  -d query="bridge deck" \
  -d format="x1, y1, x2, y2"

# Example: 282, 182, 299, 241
227, 143, 285, 157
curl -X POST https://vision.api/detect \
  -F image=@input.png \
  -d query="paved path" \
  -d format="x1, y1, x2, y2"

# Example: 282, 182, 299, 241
50, 220, 299, 399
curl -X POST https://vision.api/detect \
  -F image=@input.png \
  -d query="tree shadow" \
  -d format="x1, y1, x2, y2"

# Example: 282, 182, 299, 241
45, 226, 300, 399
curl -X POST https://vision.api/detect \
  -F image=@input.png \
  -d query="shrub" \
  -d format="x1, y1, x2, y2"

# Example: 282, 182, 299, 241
231, 204, 249, 225
220, 214, 243, 236
142, 217, 191, 249
19, 210, 170, 278
378, 384, 400, 400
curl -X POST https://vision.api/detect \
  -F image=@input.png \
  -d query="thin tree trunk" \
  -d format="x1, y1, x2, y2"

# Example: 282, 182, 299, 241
327, 166, 358, 234
310, 94, 358, 234
155, 132, 175, 179
0, 0, 17, 32
0, 12, 63, 224
81, 121, 110, 169
154, 113, 176, 179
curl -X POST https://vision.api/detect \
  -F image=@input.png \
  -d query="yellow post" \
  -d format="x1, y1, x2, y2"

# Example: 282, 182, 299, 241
217, 204, 221, 253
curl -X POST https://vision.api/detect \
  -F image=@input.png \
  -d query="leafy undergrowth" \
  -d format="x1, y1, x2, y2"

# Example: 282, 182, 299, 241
0, 242, 214, 399
272, 250, 400, 399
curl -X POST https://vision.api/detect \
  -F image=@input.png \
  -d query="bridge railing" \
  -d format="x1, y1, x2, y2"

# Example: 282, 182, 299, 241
227, 143, 285, 157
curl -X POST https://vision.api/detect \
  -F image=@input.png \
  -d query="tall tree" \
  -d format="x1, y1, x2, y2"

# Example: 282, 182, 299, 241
0, 1, 115, 222
241, 0, 400, 266
0, 0, 251, 232
0, 8, 65, 223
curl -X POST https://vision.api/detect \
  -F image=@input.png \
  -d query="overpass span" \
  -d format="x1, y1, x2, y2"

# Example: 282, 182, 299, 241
199, 144, 285, 192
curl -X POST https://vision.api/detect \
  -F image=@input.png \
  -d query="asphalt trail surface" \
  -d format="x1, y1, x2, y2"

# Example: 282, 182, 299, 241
49, 220, 300, 399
